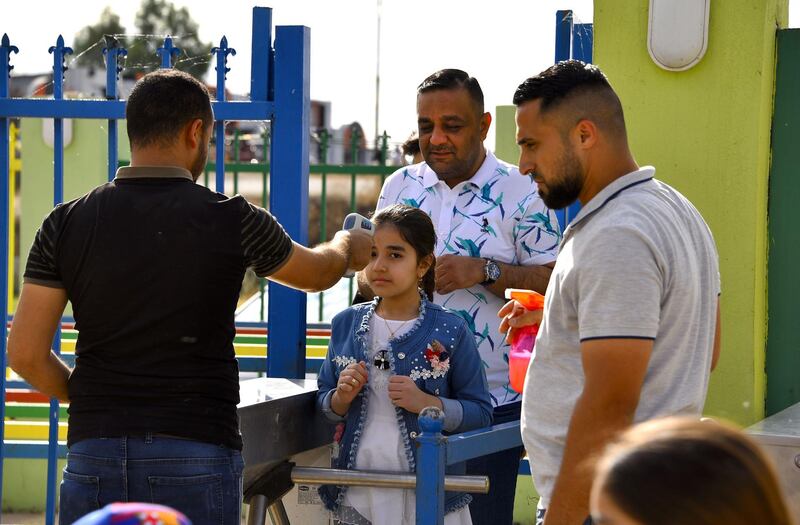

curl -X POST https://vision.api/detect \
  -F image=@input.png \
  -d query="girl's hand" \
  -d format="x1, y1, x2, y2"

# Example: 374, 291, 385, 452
331, 361, 368, 416
388, 375, 442, 414
498, 299, 543, 341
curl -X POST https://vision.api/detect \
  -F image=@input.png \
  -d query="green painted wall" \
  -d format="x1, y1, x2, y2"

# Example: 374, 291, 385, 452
20, 118, 131, 315
766, 29, 800, 415
2, 458, 65, 512
497, 0, 787, 426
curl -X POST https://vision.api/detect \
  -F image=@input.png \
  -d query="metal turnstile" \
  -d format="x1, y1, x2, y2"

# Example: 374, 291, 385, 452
238, 378, 489, 525
747, 401, 800, 521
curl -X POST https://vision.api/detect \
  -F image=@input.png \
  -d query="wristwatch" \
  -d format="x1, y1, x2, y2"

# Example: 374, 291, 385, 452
482, 258, 501, 285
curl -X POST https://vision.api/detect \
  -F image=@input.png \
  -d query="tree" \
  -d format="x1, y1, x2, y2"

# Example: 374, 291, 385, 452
72, 7, 127, 72
128, 0, 212, 79
72, 0, 212, 80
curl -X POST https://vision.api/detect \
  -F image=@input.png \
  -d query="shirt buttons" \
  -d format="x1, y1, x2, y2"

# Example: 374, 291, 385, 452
409, 431, 418, 439
435, 389, 440, 395
397, 352, 406, 359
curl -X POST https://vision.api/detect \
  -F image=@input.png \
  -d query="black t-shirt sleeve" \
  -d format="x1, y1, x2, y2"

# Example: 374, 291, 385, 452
240, 199, 293, 277
24, 204, 66, 288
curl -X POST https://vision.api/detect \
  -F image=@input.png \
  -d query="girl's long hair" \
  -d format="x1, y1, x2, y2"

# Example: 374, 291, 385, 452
594, 417, 795, 525
372, 204, 436, 301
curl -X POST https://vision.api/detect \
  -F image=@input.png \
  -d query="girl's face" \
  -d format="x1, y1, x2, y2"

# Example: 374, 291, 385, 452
366, 224, 431, 302
590, 483, 643, 525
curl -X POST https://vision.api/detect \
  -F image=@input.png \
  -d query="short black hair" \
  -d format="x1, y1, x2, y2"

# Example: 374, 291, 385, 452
513, 60, 625, 136
126, 69, 214, 148
417, 69, 484, 114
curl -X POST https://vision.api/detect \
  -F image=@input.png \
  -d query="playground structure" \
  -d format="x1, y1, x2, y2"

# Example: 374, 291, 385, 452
2, 1, 800, 524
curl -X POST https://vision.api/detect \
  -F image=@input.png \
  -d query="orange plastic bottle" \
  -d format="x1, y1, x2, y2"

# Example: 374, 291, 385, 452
505, 288, 545, 394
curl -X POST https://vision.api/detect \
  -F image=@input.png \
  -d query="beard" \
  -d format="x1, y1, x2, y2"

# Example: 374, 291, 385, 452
190, 140, 208, 180
536, 147, 584, 210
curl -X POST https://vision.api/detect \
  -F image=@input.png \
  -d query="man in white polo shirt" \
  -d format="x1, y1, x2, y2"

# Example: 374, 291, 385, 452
507, 61, 721, 525
361, 69, 560, 525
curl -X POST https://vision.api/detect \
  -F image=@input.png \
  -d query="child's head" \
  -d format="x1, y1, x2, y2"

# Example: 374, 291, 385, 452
590, 417, 795, 525
369, 204, 436, 301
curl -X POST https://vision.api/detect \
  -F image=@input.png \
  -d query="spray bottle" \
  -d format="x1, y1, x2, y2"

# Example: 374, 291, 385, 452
505, 288, 545, 394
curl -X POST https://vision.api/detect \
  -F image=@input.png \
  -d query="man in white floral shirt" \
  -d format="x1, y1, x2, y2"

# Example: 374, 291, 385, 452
359, 69, 560, 525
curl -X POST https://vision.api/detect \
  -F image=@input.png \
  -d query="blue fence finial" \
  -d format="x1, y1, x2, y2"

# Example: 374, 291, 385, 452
1, 34, 19, 84
49, 35, 73, 99
156, 35, 182, 69
102, 36, 127, 101
211, 35, 236, 97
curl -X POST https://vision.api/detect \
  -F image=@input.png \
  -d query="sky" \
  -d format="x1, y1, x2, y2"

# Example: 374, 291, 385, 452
3, 1, 800, 149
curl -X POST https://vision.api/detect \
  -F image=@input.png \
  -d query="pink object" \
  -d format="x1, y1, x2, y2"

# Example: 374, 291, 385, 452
508, 324, 539, 394
504, 289, 545, 394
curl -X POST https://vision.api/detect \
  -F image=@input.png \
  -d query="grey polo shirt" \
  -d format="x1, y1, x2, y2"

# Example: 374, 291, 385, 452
520, 166, 720, 506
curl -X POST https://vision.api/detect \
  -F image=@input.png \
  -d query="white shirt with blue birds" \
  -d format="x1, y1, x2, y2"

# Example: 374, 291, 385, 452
376, 150, 561, 406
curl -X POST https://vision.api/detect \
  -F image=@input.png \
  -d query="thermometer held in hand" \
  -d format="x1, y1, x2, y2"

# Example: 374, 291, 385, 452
342, 213, 374, 278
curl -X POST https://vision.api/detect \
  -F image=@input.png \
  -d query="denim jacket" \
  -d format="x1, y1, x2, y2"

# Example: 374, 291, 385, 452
316, 295, 493, 513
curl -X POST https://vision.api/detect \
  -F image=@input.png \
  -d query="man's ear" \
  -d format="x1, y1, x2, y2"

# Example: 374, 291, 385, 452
185, 118, 206, 149
480, 112, 492, 141
574, 119, 598, 150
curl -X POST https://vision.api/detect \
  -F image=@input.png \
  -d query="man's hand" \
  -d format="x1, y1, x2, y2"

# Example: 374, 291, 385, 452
388, 375, 443, 414
331, 361, 368, 416
499, 299, 543, 341
341, 229, 372, 272
435, 254, 484, 295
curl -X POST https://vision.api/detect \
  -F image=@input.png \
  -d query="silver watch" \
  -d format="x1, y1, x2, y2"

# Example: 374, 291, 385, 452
482, 258, 501, 285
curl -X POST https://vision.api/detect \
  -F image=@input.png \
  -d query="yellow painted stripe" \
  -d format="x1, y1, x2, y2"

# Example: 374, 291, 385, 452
5, 420, 68, 441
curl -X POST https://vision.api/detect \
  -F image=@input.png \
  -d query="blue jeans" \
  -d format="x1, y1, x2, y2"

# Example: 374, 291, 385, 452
466, 402, 524, 525
59, 434, 244, 525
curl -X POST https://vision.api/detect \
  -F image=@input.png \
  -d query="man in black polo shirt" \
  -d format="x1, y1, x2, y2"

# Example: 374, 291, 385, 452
7, 69, 371, 525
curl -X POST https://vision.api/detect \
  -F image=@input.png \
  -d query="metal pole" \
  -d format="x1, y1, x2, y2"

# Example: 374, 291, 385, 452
374, 0, 382, 148
46, 34, 72, 525
266, 501, 291, 525
291, 467, 488, 493
103, 36, 126, 182
416, 406, 447, 525
0, 33, 19, 522
247, 494, 269, 525
212, 36, 236, 195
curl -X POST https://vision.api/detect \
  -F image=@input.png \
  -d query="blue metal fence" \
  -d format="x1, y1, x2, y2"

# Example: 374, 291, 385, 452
0, 7, 309, 523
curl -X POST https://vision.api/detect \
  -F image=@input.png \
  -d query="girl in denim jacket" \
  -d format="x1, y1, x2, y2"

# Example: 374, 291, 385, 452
317, 204, 493, 525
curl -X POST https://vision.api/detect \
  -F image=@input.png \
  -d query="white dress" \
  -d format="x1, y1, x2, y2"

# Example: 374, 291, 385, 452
333, 314, 472, 525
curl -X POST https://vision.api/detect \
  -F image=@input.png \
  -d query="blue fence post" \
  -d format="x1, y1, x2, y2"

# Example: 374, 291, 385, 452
572, 23, 594, 64
156, 35, 181, 69
212, 36, 236, 194
45, 34, 72, 525
416, 407, 446, 525
103, 36, 126, 181
553, 10, 587, 229
0, 32, 18, 524
267, 24, 309, 379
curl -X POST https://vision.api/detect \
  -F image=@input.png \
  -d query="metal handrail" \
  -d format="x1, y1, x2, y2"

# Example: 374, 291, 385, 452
291, 466, 489, 493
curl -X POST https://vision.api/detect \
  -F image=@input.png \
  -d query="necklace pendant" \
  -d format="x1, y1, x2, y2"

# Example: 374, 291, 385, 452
373, 350, 391, 370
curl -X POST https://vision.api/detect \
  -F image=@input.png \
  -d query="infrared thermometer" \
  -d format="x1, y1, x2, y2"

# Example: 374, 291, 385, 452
342, 213, 374, 278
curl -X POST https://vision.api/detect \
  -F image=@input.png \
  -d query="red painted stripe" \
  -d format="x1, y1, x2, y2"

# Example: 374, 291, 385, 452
6, 389, 50, 403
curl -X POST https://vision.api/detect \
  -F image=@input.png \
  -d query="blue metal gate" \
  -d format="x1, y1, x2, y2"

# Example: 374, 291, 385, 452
0, 7, 309, 523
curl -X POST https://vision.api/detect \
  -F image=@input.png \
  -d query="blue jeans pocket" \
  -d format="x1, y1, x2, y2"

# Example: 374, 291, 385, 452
148, 473, 224, 525
59, 470, 100, 525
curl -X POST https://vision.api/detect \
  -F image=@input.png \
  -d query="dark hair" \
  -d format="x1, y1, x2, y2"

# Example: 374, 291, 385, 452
594, 417, 795, 525
126, 69, 214, 148
417, 69, 484, 115
402, 132, 420, 158
372, 204, 436, 301
513, 60, 625, 136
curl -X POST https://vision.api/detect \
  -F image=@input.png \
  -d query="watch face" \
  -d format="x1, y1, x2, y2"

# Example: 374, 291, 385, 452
486, 260, 501, 282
